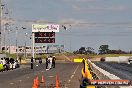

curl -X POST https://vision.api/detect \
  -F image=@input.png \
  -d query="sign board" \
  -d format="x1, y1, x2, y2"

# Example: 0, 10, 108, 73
32, 24, 59, 32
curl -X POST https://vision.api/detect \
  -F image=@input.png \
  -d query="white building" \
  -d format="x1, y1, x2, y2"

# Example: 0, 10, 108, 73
2, 45, 64, 54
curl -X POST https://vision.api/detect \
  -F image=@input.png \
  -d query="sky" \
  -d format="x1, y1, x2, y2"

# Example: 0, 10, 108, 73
2, 0, 132, 52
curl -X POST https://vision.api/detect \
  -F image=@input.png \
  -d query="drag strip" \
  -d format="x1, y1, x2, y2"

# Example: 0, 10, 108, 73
94, 62, 132, 82
0, 63, 83, 88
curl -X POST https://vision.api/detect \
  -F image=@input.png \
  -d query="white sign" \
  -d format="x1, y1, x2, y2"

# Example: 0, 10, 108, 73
32, 24, 59, 32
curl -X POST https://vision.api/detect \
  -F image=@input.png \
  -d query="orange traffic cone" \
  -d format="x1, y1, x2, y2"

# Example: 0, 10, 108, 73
32, 79, 37, 88
55, 75, 59, 88
41, 75, 45, 83
36, 75, 38, 80
35, 77, 39, 87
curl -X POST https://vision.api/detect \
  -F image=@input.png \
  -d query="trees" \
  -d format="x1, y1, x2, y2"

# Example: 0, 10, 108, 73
79, 47, 86, 54
73, 46, 95, 54
74, 45, 130, 55
86, 47, 95, 54
99, 45, 109, 54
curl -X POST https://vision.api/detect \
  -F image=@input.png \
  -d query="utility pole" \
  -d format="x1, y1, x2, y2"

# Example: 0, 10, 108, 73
8, 29, 11, 56
4, 23, 8, 55
24, 33, 28, 58
16, 27, 18, 60
0, 0, 2, 52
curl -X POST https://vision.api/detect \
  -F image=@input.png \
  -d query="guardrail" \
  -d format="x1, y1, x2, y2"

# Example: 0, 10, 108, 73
80, 58, 97, 88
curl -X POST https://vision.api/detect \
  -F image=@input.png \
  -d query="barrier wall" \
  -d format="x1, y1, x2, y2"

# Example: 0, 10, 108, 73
105, 56, 132, 63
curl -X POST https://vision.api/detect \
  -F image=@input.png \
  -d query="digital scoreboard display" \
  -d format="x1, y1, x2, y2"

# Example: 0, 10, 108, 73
35, 38, 55, 43
35, 32, 55, 37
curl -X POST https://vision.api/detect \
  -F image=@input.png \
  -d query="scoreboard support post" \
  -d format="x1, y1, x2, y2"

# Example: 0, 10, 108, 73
32, 32, 35, 58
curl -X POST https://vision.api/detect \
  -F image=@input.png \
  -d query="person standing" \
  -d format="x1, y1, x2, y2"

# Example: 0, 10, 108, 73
48, 56, 53, 69
0, 58, 5, 71
39, 58, 42, 64
31, 57, 34, 69
52, 56, 56, 68
19, 56, 22, 64
46, 57, 48, 69
10, 58, 14, 70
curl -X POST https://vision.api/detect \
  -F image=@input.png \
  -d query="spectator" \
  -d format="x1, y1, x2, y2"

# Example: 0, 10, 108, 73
1, 58, 6, 66
52, 56, 56, 68
0, 58, 5, 71
5, 58, 10, 71
46, 57, 48, 69
46, 56, 52, 70
31, 57, 34, 69
10, 58, 15, 70
19, 56, 22, 64
39, 58, 42, 64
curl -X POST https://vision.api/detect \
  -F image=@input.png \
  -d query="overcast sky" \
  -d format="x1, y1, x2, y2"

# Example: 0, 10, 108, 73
3, 0, 132, 52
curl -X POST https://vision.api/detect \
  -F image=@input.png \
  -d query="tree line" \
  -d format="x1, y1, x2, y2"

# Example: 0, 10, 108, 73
73, 45, 132, 54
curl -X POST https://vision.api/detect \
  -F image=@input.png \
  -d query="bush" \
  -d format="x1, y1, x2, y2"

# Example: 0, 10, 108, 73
100, 58, 105, 62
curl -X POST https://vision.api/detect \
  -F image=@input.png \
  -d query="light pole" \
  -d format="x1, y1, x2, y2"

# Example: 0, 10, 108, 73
29, 35, 32, 57
15, 27, 26, 59
24, 33, 28, 58
61, 25, 71, 52
0, 0, 2, 52
16, 27, 18, 60
8, 29, 12, 56
0, 3, 5, 53
4, 23, 9, 55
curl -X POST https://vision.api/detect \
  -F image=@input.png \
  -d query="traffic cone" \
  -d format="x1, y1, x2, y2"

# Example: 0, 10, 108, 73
35, 78, 39, 86
55, 75, 59, 88
36, 75, 38, 80
41, 75, 45, 83
35, 76, 39, 87
32, 79, 37, 88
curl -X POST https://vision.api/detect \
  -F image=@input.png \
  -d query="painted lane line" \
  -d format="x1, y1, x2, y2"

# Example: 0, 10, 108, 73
48, 76, 54, 78
10, 83, 14, 85
66, 65, 80, 87
73, 65, 79, 76
19, 80, 22, 82
68, 80, 71, 83
70, 75, 74, 79
69, 65, 80, 82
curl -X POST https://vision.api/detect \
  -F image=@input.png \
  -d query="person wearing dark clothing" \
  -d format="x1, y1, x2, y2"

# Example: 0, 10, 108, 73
5, 58, 9, 71
19, 57, 22, 64
52, 56, 56, 68
82, 58, 85, 73
10, 58, 14, 70
46, 58, 48, 69
39, 58, 42, 64
31, 57, 34, 69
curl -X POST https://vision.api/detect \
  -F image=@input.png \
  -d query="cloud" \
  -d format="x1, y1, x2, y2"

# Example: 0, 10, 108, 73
58, 18, 109, 28
72, 5, 128, 12
2, 19, 14, 23
59, 18, 86, 26
76, 0, 97, 2
63, 0, 97, 2
58, 18, 85, 24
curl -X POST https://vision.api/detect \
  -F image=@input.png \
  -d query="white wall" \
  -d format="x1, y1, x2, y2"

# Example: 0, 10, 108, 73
105, 56, 131, 63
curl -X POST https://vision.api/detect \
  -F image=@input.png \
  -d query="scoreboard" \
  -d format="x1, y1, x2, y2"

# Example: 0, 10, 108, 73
34, 32, 55, 43
35, 38, 55, 43
35, 32, 55, 37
